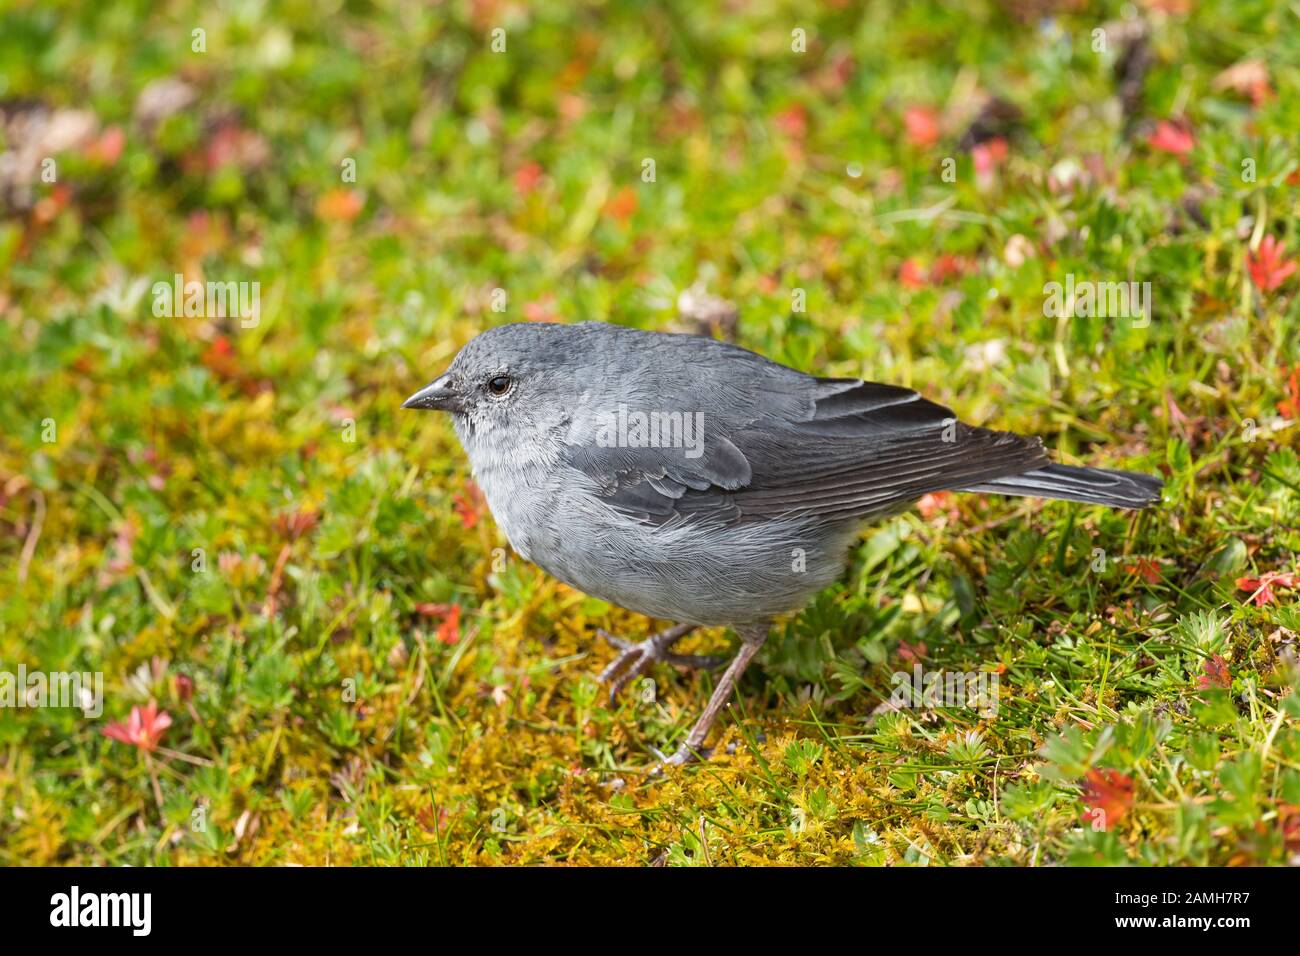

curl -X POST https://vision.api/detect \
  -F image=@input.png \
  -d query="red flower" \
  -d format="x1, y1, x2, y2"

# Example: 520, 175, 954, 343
899, 256, 974, 290
1247, 235, 1297, 294
896, 640, 927, 663
916, 491, 953, 520
898, 259, 926, 289
513, 161, 543, 197
1214, 60, 1272, 107
84, 126, 125, 165
1277, 365, 1300, 419
971, 137, 1008, 175
32, 183, 72, 225
102, 700, 172, 753
1124, 558, 1162, 585
929, 254, 974, 283
435, 604, 462, 645
604, 186, 637, 223
200, 335, 240, 381
1147, 121, 1195, 156
1235, 570, 1299, 607
774, 103, 808, 140
1079, 768, 1134, 830
1197, 654, 1232, 690
275, 508, 320, 541
452, 481, 486, 530
1279, 804, 1300, 852
315, 187, 364, 222
414, 603, 463, 645
903, 106, 941, 148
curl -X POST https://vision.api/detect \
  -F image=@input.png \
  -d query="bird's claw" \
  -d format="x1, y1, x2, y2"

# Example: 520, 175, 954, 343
642, 743, 712, 777
660, 744, 710, 766
596, 631, 655, 701
596, 627, 724, 703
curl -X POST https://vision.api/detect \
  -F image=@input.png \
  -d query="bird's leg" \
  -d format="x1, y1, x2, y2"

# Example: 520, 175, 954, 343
662, 623, 769, 766
596, 623, 725, 702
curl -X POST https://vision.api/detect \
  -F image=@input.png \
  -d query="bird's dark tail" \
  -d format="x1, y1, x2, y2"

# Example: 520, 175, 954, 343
960, 463, 1163, 510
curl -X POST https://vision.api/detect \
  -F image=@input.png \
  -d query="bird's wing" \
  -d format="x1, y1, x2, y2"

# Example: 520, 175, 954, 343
717, 376, 1049, 520
561, 340, 1049, 525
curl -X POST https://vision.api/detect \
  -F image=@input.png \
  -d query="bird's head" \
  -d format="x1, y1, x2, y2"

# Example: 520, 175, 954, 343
402, 322, 585, 447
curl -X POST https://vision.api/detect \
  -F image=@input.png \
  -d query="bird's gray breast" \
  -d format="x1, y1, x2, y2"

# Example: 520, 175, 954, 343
483, 465, 856, 626
469, 459, 552, 564
456, 416, 856, 626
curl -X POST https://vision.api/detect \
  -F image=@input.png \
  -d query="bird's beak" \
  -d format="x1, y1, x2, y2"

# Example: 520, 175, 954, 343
402, 374, 461, 412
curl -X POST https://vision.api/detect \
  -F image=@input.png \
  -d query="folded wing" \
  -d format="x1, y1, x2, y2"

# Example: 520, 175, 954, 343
561, 363, 1050, 526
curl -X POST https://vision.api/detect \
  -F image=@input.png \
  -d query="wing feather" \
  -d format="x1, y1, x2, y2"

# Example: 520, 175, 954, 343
556, 330, 1045, 525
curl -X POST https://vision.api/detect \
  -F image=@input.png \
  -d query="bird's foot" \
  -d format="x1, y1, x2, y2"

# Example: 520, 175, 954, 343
649, 733, 762, 770
596, 624, 725, 702
653, 743, 711, 767
640, 743, 711, 777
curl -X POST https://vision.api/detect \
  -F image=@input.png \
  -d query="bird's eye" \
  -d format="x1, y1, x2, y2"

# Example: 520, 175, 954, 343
487, 375, 512, 396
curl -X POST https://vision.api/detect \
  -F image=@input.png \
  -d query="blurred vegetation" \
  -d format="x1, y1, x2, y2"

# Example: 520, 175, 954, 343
1, 0, 1299, 865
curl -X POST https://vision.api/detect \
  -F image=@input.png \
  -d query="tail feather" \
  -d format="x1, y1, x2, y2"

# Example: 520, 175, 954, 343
961, 463, 1163, 510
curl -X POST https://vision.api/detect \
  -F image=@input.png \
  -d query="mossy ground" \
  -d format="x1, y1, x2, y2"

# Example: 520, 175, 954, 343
2, 0, 1299, 865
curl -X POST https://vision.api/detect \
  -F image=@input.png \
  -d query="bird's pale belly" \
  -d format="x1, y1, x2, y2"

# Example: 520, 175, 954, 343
482, 475, 856, 626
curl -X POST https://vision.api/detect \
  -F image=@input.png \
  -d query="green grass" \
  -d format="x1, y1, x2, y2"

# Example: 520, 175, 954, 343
2, 0, 1299, 865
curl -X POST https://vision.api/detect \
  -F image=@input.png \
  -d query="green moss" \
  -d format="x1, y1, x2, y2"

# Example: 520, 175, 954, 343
2, 0, 1298, 866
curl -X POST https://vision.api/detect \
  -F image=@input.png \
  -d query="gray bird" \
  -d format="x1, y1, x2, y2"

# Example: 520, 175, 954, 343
403, 321, 1162, 764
